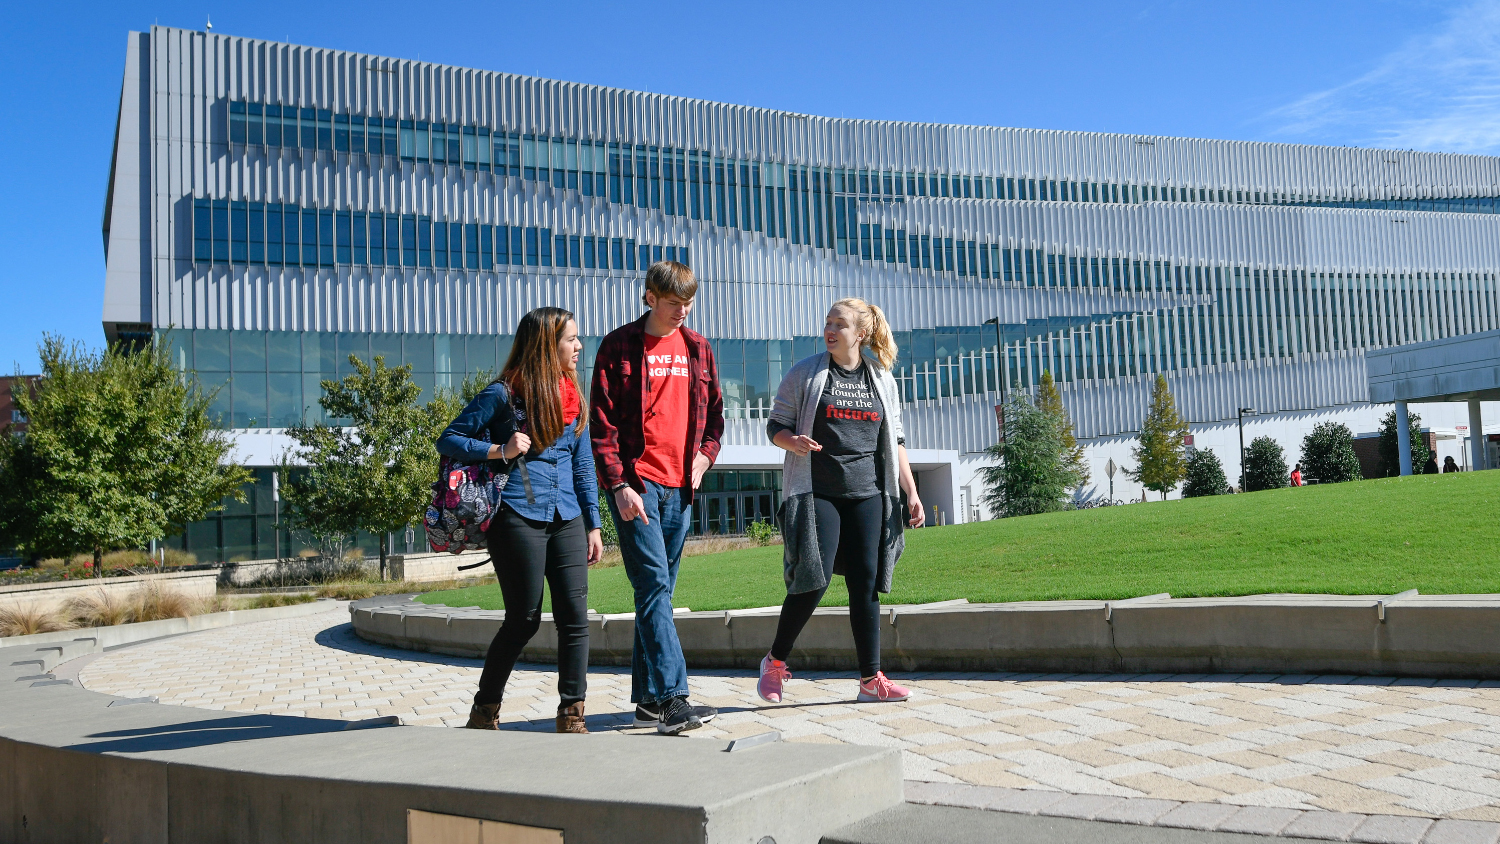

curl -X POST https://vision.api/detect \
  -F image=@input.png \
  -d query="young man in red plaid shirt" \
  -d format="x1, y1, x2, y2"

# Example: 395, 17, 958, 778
590, 261, 724, 734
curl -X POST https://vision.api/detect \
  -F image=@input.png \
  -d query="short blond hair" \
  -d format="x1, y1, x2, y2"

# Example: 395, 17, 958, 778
643, 261, 698, 306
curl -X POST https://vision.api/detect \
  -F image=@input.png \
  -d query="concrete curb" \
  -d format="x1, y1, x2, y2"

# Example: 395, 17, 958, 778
0, 636, 902, 843
0, 595, 342, 651
353, 592, 1500, 678
902, 782, 1500, 844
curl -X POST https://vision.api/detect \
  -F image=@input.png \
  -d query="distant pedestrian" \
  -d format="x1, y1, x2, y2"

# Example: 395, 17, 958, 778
1443, 455, 1460, 473
757, 298, 925, 707
1423, 453, 1440, 475
1290, 464, 1303, 486
438, 307, 604, 734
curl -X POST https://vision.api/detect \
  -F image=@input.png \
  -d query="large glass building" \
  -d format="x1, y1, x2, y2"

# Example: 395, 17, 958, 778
104, 27, 1500, 561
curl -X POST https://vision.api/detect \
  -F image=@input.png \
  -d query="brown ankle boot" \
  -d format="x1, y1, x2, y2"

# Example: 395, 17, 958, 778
556, 701, 587, 734
464, 701, 501, 730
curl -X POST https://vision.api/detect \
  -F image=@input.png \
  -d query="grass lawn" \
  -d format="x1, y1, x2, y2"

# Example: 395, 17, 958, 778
418, 471, 1500, 614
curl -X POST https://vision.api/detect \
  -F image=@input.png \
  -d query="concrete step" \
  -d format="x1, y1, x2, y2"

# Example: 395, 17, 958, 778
822, 803, 1318, 844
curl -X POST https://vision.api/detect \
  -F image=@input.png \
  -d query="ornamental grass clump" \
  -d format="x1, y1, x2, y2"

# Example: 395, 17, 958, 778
135, 583, 198, 621
0, 603, 77, 637
68, 588, 136, 628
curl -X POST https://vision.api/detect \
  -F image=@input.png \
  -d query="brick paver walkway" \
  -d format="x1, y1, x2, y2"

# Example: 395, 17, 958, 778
79, 605, 1500, 823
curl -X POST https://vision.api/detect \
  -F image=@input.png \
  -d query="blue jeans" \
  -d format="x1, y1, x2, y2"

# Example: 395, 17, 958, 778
610, 479, 692, 704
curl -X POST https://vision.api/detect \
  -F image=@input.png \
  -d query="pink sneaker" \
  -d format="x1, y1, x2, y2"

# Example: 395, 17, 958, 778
857, 672, 911, 702
758, 652, 792, 703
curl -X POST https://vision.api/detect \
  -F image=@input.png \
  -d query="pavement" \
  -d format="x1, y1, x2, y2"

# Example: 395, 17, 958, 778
75, 602, 1500, 842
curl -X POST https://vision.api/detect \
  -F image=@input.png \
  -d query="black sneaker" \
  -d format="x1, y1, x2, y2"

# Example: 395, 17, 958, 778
656, 696, 704, 735
634, 699, 718, 728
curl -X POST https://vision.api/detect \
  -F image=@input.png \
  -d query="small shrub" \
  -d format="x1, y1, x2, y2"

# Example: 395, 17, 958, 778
1243, 437, 1289, 492
37, 558, 65, 569
319, 582, 378, 600
245, 593, 317, 609
746, 520, 780, 546
161, 548, 198, 567
1182, 448, 1230, 497
0, 603, 76, 637
1378, 408, 1430, 477
1301, 422, 1362, 484
101, 549, 151, 569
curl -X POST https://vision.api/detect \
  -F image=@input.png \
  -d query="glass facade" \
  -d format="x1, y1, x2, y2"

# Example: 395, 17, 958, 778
191, 201, 687, 272
228, 96, 1500, 267
165, 326, 1051, 427
173, 468, 418, 562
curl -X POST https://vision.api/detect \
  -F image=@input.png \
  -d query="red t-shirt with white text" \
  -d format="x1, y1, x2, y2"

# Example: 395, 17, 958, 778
636, 330, 691, 488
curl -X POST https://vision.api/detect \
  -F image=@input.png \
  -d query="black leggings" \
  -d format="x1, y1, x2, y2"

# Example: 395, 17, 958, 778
770, 494, 883, 677
474, 508, 590, 707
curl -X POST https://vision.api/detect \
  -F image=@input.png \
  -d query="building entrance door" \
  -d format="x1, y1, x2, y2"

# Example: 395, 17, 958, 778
692, 470, 782, 535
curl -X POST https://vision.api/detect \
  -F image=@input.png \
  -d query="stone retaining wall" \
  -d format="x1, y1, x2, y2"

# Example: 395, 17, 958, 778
0, 570, 219, 616
352, 592, 1500, 679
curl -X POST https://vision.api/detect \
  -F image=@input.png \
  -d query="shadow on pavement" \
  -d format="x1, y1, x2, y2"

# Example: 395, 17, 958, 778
66, 713, 350, 753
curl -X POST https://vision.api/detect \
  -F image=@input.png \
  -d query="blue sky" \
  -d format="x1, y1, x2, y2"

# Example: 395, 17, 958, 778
4, 0, 1499, 373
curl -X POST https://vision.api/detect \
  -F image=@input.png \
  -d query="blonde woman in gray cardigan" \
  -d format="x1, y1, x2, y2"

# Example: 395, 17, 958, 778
758, 298, 925, 704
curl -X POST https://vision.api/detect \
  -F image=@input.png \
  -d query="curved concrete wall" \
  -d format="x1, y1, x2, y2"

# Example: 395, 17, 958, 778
0, 617, 900, 844
354, 592, 1500, 679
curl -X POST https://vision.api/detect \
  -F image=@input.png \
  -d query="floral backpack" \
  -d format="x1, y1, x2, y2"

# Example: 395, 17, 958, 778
424, 384, 534, 560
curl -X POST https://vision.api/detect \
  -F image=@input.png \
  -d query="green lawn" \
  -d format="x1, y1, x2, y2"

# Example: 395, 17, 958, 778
418, 471, 1500, 614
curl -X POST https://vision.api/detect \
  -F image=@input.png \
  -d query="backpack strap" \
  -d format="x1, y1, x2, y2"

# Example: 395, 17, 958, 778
496, 382, 537, 506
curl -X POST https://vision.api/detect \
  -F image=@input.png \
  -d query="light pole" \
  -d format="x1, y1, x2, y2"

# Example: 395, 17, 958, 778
1237, 407, 1255, 489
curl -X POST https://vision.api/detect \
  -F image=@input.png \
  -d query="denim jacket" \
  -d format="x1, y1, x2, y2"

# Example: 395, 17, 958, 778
436, 381, 602, 531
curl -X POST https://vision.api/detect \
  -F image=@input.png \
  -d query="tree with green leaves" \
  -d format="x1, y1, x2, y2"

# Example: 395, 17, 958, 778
0, 335, 248, 570
1036, 370, 1090, 489
1243, 436, 1289, 492
1377, 408, 1429, 477
279, 355, 456, 579
1300, 422, 1362, 483
1125, 374, 1189, 500
1182, 448, 1231, 497
979, 392, 1079, 518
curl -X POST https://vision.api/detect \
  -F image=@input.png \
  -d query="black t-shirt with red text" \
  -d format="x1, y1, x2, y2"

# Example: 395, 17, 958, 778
811, 360, 884, 498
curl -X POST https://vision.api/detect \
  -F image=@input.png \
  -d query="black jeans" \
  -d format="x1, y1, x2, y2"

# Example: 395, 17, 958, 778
474, 508, 590, 707
770, 494, 883, 677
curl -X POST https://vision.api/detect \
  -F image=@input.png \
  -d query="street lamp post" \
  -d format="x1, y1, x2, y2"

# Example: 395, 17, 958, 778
1237, 407, 1256, 489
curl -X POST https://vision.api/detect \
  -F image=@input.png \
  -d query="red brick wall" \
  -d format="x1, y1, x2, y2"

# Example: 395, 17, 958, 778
0, 376, 36, 434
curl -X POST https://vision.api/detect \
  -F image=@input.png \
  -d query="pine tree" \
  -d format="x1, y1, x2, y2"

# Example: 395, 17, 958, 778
1300, 422, 1362, 483
0, 335, 249, 569
1243, 436, 1289, 492
1126, 374, 1189, 500
1036, 370, 1090, 488
979, 392, 1075, 517
1377, 409, 1430, 477
1182, 448, 1230, 497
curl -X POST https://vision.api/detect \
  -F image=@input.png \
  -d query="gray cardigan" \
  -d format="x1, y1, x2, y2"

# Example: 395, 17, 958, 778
767, 352, 907, 595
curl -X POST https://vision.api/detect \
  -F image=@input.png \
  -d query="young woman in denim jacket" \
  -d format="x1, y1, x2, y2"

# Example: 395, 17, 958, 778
437, 307, 604, 733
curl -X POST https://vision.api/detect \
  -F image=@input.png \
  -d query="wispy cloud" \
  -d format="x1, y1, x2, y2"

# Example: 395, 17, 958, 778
1266, 1, 1500, 154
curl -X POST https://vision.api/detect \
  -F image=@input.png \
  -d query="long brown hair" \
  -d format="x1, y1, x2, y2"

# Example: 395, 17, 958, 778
497, 307, 586, 451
